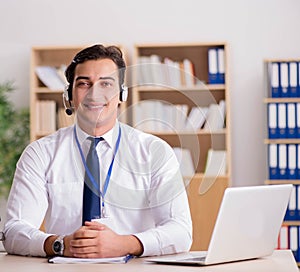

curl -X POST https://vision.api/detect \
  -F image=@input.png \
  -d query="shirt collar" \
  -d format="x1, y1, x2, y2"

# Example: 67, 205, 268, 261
75, 120, 119, 150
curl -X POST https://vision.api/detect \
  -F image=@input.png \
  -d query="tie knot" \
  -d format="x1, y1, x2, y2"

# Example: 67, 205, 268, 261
88, 137, 103, 148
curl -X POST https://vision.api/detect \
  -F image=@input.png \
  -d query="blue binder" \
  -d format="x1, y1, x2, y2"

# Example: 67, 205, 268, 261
268, 103, 278, 138
268, 144, 279, 179
287, 103, 297, 138
287, 144, 297, 179
284, 184, 296, 220
217, 48, 225, 84
278, 103, 287, 138
298, 62, 300, 97
270, 62, 280, 97
297, 144, 300, 179
280, 62, 289, 97
278, 144, 287, 179
208, 48, 218, 84
296, 103, 300, 137
289, 62, 298, 97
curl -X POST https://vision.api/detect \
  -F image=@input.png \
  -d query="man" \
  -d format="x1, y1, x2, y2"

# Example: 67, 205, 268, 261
4, 44, 192, 258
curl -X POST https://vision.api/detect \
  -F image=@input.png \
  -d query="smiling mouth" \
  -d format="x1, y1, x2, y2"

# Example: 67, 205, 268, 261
84, 103, 107, 111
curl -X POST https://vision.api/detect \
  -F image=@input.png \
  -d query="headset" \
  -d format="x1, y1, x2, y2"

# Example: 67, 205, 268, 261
63, 83, 128, 116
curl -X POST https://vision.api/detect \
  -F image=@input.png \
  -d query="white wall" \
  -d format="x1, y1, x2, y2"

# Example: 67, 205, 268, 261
0, 0, 300, 190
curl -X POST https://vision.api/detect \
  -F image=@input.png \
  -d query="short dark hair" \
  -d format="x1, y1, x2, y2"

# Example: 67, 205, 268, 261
65, 44, 126, 100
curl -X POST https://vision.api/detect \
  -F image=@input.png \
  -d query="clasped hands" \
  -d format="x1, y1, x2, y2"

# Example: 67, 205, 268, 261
63, 221, 143, 258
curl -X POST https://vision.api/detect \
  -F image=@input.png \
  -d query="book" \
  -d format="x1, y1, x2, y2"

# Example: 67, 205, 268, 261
173, 147, 195, 177
204, 149, 227, 176
203, 100, 226, 131
183, 58, 195, 87
185, 106, 208, 131
35, 66, 66, 90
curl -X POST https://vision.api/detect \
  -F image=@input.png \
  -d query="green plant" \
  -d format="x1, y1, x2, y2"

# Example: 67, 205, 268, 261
0, 82, 29, 197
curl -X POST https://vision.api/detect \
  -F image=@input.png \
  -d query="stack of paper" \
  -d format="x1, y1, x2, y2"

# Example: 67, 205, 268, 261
48, 255, 133, 264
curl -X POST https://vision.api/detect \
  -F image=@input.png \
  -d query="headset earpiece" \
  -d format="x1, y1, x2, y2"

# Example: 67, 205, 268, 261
63, 84, 73, 115
63, 84, 70, 101
120, 84, 128, 102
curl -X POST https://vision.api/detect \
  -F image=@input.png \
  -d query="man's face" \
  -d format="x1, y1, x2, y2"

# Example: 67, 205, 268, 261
72, 58, 120, 133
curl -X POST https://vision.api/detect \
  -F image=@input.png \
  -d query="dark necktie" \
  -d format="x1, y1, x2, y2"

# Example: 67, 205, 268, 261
82, 137, 103, 224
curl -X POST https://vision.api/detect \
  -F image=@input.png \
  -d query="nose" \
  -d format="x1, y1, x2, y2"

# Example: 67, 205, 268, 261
86, 83, 102, 100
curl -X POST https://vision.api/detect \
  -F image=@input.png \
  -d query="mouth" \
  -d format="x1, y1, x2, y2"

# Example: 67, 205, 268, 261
83, 103, 107, 111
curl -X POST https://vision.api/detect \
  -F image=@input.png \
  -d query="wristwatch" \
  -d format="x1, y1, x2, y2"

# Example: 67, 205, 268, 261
52, 235, 65, 256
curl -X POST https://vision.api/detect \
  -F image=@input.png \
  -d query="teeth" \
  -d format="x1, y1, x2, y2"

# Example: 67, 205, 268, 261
85, 104, 106, 109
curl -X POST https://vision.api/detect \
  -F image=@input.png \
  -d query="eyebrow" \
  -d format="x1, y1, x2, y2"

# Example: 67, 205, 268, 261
75, 76, 116, 81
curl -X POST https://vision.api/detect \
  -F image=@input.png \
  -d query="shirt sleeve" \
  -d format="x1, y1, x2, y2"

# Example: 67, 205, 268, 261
133, 140, 193, 256
3, 142, 51, 256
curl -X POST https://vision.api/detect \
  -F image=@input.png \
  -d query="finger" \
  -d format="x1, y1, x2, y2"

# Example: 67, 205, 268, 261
70, 237, 96, 248
73, 229, 99, 240
70, 243, 99, 257
85, 221, 106, 230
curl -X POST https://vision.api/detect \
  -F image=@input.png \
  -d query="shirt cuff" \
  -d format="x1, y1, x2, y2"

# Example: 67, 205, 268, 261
30, 232, 52, 257
133, 230, 160, 257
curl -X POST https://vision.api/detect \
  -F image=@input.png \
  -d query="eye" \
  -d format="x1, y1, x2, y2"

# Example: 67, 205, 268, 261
76, 81, 91, 89
100, 81, 113, 88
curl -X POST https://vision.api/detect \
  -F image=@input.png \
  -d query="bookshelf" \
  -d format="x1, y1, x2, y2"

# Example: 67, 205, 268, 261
132, 43, 231, 250
264, 59, 300, 265
30, 45, 128, 142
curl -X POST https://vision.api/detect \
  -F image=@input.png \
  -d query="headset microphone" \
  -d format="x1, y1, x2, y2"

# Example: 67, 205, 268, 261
65, 107, 73, 116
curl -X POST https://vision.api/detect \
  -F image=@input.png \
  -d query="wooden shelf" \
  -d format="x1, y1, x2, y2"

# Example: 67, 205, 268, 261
34, 87, 63, 94
30, 46, 85, 142
264, 98, 300, 103
264, 139, 300, 144
265, 180, 300, 185
282, 221, 300, 226
136, 84, 225, 92
132, 42, 231, 251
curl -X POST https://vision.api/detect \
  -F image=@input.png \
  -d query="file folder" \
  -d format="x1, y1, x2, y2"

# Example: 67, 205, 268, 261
289, 62, 298, 97
269, 144, 278, 179
296, 103, 300, 137
298, 62, 300, 97
270, 62, 280, 97
289, 226, 299, 261
217, 48, 225, 84
288, 144, 297, 179
297, 185, 300, 219
285, 184, 296, 220
208, 48, 218, 84
280, 62, 289, 97
278, 144, 287, 179
278, 103, 287, 138
287, 103, 296, 138
297, 144, 300, 179
268, 103, 278, 138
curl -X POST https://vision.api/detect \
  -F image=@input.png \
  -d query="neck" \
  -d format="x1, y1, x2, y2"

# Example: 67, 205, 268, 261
77, 118, 117, 137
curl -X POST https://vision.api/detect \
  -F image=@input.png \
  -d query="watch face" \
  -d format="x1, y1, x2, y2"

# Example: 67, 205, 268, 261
53, 240, 62, 254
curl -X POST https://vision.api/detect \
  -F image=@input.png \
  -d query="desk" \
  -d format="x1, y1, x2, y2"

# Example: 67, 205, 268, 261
0, 250, 298, 272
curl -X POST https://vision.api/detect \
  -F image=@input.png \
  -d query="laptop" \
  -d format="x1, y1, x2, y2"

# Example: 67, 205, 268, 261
146, 184, 292, 266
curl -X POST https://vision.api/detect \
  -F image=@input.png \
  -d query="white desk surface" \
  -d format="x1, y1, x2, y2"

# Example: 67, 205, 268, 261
0, 250, 298, 272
